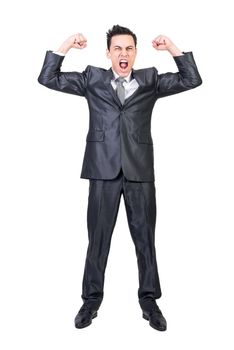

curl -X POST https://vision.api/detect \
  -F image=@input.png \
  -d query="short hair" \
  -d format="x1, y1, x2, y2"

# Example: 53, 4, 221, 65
106, 25, 137, 50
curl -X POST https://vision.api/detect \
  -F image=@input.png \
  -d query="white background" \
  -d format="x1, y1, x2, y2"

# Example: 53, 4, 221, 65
0, 0, 233, 348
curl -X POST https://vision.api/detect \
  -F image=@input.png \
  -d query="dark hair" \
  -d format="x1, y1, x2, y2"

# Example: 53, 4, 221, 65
106, 25, 137, 50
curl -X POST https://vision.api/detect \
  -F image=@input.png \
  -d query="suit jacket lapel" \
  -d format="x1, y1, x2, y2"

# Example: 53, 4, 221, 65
103, 69, 122, 107
123, 69, 144, 107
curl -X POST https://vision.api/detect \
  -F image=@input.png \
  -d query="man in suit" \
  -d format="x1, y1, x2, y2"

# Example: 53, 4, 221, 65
38, 25, 202, 331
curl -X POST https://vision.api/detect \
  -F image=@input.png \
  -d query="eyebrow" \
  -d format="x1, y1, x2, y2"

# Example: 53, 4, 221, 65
113, 45, 134, 49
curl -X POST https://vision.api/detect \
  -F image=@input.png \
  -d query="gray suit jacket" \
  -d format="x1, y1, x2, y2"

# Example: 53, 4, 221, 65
38, 51, 202, 181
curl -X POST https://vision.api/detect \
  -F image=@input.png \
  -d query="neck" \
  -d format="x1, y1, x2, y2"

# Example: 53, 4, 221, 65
112, 68, 132, 80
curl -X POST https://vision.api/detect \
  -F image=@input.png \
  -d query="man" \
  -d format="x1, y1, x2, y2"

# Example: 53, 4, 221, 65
38, 25, 202, 331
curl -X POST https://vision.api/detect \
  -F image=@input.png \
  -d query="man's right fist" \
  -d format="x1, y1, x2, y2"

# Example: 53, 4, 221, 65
70, 33, 87, 49
57, 33, 87, 54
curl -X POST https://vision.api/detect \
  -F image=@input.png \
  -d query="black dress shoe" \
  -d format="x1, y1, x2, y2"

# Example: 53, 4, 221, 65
74, 304, 98, 329
142, 303, 167, 331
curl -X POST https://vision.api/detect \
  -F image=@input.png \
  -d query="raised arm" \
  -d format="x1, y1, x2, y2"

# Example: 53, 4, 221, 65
38, 33, 89, 96
152, 35, 202, 98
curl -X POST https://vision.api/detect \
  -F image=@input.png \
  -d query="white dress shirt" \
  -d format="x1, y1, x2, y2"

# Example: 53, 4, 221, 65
111, 69, 139, 99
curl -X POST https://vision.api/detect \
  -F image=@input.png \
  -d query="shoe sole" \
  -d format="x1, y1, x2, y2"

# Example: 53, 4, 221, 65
75, 312, 98, 329
143, 313, 167, 331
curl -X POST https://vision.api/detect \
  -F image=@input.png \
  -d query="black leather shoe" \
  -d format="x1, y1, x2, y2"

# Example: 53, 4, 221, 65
142, 303, 167, 331
74, 304, 98, 329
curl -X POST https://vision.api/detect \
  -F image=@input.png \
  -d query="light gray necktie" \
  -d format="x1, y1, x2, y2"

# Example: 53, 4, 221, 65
115, 77, 126, 104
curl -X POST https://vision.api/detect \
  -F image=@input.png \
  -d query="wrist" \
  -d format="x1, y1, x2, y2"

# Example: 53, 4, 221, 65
167, 44, 183, 57
57, 42, 72, 55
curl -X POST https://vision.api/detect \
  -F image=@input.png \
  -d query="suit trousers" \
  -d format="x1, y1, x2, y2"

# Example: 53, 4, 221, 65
81, 168, 162, 309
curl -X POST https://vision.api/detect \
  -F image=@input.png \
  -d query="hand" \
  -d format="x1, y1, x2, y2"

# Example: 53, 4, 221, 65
69, 33, 87, 49
57, 33, 87, 54
152, 35, 183, 56
152, 35, 173, 50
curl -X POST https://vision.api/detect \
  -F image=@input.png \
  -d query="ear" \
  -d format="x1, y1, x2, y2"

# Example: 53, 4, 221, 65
106, 49, 111, 59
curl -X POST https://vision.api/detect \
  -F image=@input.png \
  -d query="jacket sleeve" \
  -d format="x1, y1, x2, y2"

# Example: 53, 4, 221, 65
38, 50, 89, 96
155, 51, 202, 98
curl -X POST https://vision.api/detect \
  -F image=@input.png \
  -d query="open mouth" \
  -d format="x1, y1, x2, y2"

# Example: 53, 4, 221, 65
119, 59, 128, 69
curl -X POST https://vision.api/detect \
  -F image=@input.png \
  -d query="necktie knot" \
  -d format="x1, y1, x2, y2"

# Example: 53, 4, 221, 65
115, 77, 126, 85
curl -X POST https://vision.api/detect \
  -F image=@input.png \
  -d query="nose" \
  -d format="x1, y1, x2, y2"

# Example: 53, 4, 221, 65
121, 49, 128, 56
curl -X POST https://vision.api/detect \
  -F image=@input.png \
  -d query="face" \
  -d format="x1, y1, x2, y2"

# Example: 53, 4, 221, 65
106, 35, 137, 77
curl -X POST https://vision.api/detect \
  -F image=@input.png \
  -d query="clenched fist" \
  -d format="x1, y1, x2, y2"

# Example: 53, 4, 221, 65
152, 35, 183, 56
57, 33, 87, 54
70, 33, 87, 49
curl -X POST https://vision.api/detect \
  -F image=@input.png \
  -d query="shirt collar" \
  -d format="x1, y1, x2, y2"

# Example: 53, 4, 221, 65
111, 69, 132, 83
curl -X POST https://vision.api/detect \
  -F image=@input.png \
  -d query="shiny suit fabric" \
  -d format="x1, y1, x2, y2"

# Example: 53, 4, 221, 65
38, 51, 202, 307
38, 51, 202, 182
82, 168, 161, 306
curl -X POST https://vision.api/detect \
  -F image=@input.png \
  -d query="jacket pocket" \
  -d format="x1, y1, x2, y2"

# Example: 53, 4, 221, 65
86, 130, 105, 142
137, 132, 153, 145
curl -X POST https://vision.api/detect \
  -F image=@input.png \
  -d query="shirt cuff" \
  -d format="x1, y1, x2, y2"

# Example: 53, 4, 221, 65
52, 51, 66, 56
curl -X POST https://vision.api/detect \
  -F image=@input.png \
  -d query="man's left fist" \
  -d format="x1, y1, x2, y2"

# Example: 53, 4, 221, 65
152, 35, 174, 51
152, 35, 183, 56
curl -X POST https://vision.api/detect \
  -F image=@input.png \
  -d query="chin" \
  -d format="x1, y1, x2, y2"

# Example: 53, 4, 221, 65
119, 72, 129, 77
118, 68, 131, 77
